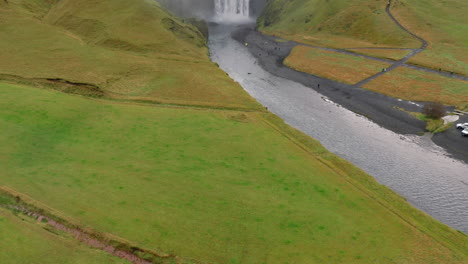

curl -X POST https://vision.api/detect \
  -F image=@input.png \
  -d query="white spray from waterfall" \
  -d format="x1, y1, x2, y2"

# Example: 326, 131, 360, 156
214, 0, 252, 22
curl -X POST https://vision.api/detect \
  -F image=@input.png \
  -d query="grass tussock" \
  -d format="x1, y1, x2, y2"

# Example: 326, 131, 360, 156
425, 118, 451, 133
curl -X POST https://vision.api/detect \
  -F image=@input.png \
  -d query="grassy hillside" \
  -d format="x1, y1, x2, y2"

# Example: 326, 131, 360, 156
284, 46, 390, 84
258, 0, 420, 49
1, 81, 467, 263
391, 0, 468, 75
0, 206, 129, 264
0, 0, 261, 109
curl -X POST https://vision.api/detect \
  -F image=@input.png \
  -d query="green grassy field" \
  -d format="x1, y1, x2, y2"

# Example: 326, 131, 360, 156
0, 0, 261, 109
0, 206, 129, 264
363, 67, 468, 107
1, 82, 467, 263
284, 46, 390, 84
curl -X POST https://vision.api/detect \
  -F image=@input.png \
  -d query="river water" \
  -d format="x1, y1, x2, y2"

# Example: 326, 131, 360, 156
208, 23, 468, 233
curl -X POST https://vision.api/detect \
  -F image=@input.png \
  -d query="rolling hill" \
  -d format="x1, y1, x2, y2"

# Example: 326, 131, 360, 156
0, 0, 467, 263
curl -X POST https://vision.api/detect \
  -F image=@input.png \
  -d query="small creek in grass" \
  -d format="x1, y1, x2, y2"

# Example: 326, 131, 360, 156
208, 23, 468, 233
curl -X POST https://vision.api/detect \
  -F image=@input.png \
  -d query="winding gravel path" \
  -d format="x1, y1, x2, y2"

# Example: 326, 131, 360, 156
385, 0, 428, 50
353, 0, 430, 87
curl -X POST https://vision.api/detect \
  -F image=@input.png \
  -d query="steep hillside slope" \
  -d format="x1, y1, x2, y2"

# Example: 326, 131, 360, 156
258, 0, 420, 48
0, 0, 260, 108
391, 0, 468, 74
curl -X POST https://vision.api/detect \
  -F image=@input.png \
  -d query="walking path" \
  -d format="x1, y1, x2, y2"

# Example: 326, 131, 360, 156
353, 0, 429, 87
278, 37, 467, 83
268, 0, 467, 83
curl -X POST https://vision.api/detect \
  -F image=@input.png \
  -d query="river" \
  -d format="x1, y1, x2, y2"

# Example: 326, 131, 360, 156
208, 23, 468, 233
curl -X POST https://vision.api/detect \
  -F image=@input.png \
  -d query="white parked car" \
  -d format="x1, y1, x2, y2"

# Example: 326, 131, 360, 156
456, 123, 468, 129
462, 128, 468, 137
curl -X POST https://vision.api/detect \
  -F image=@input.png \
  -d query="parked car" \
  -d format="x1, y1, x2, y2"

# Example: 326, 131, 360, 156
456, 123, 468, 129
462, 128, 468, 137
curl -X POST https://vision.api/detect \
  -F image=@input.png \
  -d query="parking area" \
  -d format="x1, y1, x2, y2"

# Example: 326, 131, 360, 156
433, 113, 468, 162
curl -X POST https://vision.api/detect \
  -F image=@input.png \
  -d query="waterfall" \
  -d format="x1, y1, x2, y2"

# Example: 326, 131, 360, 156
214, 0, 251, 22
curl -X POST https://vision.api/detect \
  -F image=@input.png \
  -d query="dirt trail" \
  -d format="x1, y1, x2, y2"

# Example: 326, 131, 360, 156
385, 0, 428, 50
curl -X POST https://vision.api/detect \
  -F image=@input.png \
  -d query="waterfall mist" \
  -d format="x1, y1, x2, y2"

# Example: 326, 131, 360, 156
156, 0, 265, 22
156, 0, 213, 19
214, 0, 251, 22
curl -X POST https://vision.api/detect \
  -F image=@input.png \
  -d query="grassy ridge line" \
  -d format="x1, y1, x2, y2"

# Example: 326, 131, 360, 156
105, 94, 266, 112
260, 113, 468, 255
0, 73, 265, 112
